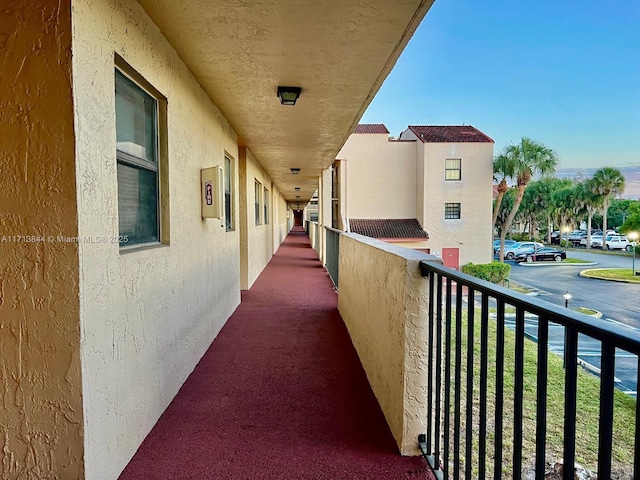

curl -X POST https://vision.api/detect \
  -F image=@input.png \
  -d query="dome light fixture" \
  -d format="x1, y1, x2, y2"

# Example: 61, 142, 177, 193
277, 86, 302, 106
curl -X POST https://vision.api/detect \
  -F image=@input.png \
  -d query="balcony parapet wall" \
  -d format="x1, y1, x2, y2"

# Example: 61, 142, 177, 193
337, 232, 441, 455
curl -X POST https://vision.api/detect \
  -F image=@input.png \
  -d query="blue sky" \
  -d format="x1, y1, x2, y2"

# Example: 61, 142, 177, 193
361, 0, 640, 169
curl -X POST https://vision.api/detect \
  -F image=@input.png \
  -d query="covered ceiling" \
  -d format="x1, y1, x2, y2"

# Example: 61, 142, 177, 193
138, 0, 434, 207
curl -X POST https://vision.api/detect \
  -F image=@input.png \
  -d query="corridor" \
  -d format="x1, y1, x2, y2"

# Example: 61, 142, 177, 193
119, 227, 433, 479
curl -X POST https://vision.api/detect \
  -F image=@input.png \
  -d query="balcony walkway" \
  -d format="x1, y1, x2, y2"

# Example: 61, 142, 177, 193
119, 226, 433, 479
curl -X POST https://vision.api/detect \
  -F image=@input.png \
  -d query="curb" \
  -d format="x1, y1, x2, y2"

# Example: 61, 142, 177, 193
579, 268, 640, 284
518, 261, 597, 267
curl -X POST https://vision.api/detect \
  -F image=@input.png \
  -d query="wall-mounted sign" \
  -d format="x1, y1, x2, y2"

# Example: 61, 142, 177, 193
201, 166, 223, 219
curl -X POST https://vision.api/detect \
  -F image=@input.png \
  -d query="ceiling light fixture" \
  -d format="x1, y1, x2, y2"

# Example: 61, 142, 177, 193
290, 168, 300, 174
295, 187, 300, 191
296, 195, 300, 199
277, 86, 302, 106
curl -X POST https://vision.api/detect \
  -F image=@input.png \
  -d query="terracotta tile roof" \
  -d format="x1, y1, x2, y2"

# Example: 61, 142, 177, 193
350, 219, 428, 239
354, 124, 389, 134
408, 125, 494, 143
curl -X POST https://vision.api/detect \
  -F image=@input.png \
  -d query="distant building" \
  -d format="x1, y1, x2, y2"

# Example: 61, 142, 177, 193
326, 124, 494, 268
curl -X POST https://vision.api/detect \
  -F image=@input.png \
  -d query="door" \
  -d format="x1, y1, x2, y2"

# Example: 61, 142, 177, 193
294, 210, 303, 226
442, 248, 459, 270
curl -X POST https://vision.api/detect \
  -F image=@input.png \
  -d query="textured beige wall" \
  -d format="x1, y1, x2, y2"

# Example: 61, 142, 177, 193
244, 149, 275, 289
0, 2, 84, 477
274, 187, 289, 249
421, 142, 494, 265
337, 135, 417, 219
399, 129, 493, 266
71, 0, 242, 477
338, 233, 435, 455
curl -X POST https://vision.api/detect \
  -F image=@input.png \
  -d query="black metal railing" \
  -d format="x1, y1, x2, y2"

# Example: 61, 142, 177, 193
324, 227, 340, 288
418, 260, 640, 480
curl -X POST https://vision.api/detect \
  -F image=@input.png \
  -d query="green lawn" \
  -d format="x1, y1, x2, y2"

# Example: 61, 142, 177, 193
444, 308, 636, 478
580, 268, 640, 284
563, 257, 592, 264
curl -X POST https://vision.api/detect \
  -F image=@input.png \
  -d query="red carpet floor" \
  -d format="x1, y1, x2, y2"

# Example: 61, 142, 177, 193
119, 227, 433, 480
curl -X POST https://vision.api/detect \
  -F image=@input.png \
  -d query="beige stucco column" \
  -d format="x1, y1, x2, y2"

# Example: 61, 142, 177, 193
0, 1, 84, 478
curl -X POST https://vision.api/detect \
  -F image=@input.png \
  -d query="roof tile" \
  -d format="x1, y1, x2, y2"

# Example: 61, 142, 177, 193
354, 124, 389, 134
408, 125, 494, 143
350, 219, 428, 239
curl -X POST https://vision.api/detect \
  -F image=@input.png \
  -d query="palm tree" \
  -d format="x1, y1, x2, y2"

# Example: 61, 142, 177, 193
492, 153, 515, 229
574, 180, 603, 249
497, 138, 559, 261
591, 167, 626, 239
522, 178, 572, 243
551, 186, 576, 244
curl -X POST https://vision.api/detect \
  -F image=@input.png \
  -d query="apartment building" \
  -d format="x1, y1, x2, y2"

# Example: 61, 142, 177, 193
0, 1, 432, 478
329, 124, 494, 268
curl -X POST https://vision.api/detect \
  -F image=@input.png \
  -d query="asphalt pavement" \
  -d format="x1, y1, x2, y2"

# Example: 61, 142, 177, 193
502, 247, 639, 396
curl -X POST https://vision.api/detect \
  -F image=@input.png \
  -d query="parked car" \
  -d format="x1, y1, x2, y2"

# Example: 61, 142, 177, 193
567, 230, 587, 246
493, 239, 517, 254
590, 235, 604, 248
550, 231, 561, 245
503, 241, 545, 260
515, 247, 567, 263
578, 232, 603, 247
603, 235, 631, 251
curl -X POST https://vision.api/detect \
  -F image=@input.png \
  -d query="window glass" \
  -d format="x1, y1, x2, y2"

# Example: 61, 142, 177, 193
255, 180, 262, 225
225, 156, 233, 231
445, 158, 461, 181
115, 68, 159, 246
264, 187, 269, 224
116, 70, 157, 163
445, 202, 461, 219
117, 163, 158, 243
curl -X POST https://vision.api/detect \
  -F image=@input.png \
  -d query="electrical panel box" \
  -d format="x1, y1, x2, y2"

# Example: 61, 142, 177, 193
201, 166, 224, 219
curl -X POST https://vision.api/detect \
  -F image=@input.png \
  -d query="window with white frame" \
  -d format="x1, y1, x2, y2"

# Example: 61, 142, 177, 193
264, 187, 269, 224
255, 180, 262, 225
445, 202, 461, 219
115, 67, 164, 247
445, 158, 461, 181
225, 155, 234, 231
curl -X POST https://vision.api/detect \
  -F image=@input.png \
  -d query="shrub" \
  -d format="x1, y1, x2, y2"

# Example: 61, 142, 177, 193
461, 262, 511, 285
511, 233, 531, 242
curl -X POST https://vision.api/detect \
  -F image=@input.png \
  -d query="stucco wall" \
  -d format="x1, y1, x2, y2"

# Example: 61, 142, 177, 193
337, 135, 418, 219
71, 0, 242, 477
243, 149, 275, 289
273, 188, 289, 249
422, 142, 494, 265
338, 233, 434, 455
0, 2, 84, 477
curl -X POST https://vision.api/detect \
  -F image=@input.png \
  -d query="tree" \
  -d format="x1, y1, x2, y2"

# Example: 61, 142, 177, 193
521, 178, 572, 243
574, 180, 603, 249
494, 188, 517, 238
551, 186, 575, 242
619, 201, 640, 234
590, 167, 625, 237
606, 198, 634, 229
492, 153, 515, 230
497, 138, 559, 261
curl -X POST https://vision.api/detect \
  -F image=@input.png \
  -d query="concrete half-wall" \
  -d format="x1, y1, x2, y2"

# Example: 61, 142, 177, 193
338, 233, 438, 455
71, 0, 242, 477
0, 2, 84, 477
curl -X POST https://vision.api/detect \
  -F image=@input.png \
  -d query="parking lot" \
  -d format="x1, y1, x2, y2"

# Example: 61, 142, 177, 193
505, 248, 640, 397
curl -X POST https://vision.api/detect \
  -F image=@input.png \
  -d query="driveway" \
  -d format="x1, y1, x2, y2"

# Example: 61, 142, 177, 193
508, 249, 639, 328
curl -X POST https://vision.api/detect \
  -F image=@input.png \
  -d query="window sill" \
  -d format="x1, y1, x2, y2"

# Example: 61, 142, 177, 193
119, 241, 168, 255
